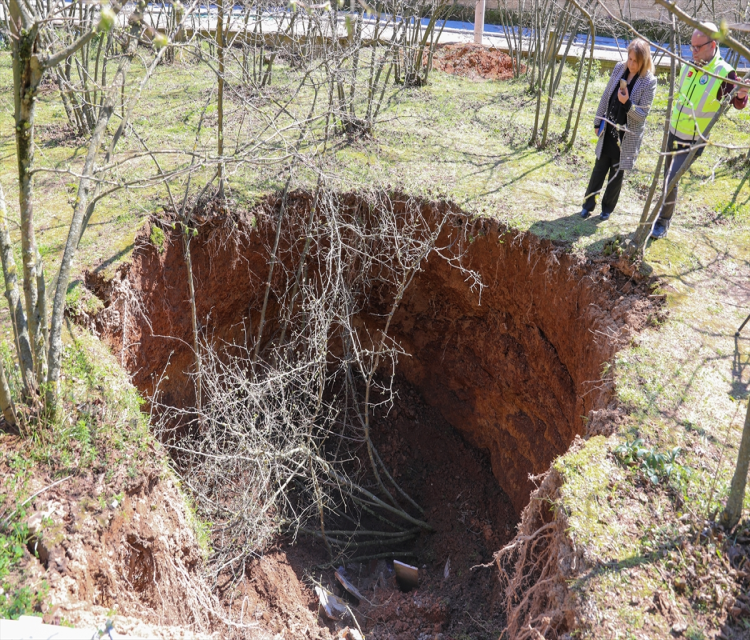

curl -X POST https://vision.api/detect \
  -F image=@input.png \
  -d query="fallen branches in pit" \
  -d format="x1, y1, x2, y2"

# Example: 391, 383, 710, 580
151, 189, 482, 584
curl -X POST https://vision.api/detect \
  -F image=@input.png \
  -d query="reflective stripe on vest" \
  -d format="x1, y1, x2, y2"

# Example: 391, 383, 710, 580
670, 53, 733, 139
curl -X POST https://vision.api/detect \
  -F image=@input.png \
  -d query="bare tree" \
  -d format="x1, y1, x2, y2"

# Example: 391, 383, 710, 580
0, 0, 200, 416
721, 400, 750, 530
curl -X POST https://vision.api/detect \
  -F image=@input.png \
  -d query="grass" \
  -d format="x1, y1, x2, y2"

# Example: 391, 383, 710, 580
0, 41, 748, 636
0, 517, 48, 619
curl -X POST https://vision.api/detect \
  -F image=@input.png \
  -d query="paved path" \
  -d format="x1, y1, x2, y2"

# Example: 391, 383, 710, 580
143, 7, 746, 73
0, 616, 149, 640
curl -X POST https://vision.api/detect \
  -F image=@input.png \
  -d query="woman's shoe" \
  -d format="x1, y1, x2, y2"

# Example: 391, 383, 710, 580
599, 211, 611, 221
579, 208, 591, 219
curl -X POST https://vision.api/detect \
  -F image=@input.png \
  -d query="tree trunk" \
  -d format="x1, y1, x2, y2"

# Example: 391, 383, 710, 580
634, 15, 676, 246
182, 232, 202, 412
217, 0, 226, 199
0, 185, 36, 396
721, 399, 750, 530
0, 354, 16, 427
46, 50, 134, 408
11, 22, 46, 385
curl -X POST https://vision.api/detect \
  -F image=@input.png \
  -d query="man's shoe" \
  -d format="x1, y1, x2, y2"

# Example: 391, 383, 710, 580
599, 211, 611, 221
651, 220, 669, 239
579, 208, 591, 219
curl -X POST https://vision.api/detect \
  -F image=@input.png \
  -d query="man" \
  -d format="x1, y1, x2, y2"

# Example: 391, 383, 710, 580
651, 25, 748, 239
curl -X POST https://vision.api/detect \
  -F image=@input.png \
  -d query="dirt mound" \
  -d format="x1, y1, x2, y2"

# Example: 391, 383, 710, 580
219, 550, 327, 638
432, 43, 520, 80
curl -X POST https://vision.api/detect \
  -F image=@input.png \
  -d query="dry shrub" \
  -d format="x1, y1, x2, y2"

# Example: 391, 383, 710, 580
152, 189, 481, 586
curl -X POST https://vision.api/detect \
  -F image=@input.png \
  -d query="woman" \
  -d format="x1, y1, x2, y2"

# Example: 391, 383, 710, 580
579, 39, 657, 221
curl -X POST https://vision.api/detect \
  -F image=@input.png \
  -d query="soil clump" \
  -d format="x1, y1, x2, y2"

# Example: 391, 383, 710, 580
431, 44, 520, 80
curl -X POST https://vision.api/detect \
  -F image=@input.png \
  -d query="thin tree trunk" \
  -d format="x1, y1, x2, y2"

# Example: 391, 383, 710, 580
721, 399, 750, 530
635, 15, 676, 244
46, 48, 134, 408
563, 30, 589, 139
0, 354, 16, 427
254, 173, 292, 361
217, 0, 226, 199
0, 185, 36, 396
35, 248, 48, 364
55, 69, 77, 133
182, 232, 202, 412
539, 28, 559, 147
564, 0, 594, 149
530, 28, 556, 145
11, 23, 46, 384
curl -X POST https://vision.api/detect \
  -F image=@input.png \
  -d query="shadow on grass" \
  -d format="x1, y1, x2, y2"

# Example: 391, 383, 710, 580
720, 165, 750, 218
93, 242, 134, 275
733, 334, 750, 400
607, 232, 750, 434
527, 211, 605, 244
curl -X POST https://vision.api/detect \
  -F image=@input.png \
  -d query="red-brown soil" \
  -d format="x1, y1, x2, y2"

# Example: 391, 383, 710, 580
361, 380, 515, 638
216, 380, 515, 638
84, 192, 656, 636
431, 44, 521, 81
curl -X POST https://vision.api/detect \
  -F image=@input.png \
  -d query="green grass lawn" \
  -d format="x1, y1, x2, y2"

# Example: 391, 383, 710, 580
0, 49, 747, 279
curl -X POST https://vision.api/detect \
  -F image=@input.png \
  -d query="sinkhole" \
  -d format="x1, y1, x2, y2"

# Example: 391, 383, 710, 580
84, 191, 655, 638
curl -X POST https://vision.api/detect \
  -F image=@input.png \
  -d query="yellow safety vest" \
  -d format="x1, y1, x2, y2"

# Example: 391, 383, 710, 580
670, 52, 734, 140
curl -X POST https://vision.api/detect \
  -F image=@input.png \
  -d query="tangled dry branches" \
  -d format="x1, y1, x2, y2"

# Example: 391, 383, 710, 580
152, 189, 481, 585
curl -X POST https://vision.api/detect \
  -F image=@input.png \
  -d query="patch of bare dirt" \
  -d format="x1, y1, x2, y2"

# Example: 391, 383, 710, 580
431, 44, 521, 81
218, 549, 328, 639
37, 123, 86, 148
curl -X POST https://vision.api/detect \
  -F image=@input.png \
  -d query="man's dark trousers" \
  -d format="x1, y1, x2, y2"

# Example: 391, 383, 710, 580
657, 132, 705, 223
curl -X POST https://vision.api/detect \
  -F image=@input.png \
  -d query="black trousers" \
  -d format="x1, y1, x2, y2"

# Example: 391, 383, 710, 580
582, 142, 624, 214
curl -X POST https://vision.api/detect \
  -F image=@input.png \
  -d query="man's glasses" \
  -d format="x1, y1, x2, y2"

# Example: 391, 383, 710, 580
690, 41, 713, 52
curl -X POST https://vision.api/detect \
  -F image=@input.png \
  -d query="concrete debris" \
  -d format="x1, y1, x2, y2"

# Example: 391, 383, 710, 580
0, 615, 151, 640
335, 567, 365, 603
336, 627, 364, 640
394, 560, 419, 590
315, 586, 349, 620
443, 557, 450, 580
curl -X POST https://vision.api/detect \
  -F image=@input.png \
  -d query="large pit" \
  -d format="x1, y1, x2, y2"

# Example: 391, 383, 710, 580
85, 193, 654, 638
